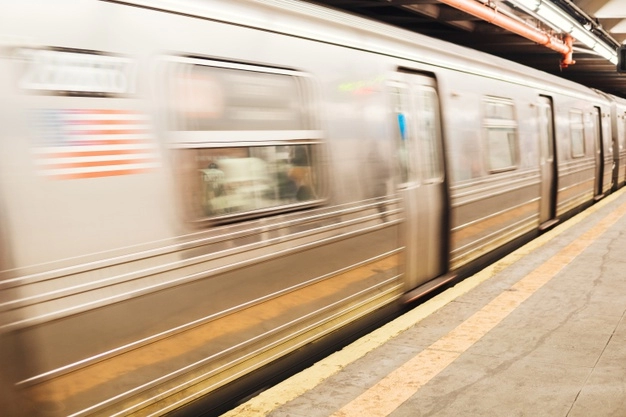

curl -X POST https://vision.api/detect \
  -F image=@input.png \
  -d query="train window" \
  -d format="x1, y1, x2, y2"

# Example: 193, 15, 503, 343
619, 113, 626, 152
391, 83, 411, 183
417, 87, 443, 181
170, 64, 309, 131
165, 57, 323, 222
569, 110, 585, 158
181, 144, 320, 218
390, 82, 443, 183
483, 98, 518, 172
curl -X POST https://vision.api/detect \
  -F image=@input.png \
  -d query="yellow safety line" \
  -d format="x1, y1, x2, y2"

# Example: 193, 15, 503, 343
222, 188, 626, 417
332, 194, 626, 417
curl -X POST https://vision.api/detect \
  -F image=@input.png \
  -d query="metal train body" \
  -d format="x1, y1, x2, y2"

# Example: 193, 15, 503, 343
0, 0, 625, 415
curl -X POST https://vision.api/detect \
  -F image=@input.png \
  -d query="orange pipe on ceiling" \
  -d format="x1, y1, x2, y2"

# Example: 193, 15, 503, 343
436, 0, 575, 66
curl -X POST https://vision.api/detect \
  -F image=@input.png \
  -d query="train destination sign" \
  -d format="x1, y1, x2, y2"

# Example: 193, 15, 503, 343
17, 47, 136, 96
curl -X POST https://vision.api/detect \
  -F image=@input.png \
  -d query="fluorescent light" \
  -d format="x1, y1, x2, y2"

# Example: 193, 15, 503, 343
508, 0, 619, 64
593, 43, 616, 61
570, 27, 597, 49
514, 0, 540, 11
536, 5, 574, 33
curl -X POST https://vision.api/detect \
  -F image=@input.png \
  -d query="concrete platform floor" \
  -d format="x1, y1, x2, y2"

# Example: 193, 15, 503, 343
224, 188, 626, 417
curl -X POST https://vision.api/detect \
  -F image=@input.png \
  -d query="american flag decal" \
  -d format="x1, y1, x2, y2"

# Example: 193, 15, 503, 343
32, 109, 160, 180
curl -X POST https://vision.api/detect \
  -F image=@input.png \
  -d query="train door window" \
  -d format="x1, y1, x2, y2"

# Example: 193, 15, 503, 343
416, 87, 443, 182
391, 82, 443, 184
569, 109, 585, 158
599, 108, 612, 160
391, 82, 413, 184
165, 57, 324, 222
619, 113, 626, 151
483, 98, 518, 172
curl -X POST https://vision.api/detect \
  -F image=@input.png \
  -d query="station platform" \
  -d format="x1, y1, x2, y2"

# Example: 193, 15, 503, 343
223, 188, 626, 417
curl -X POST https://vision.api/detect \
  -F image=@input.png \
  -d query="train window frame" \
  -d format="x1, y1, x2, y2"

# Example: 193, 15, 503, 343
164, 57, 327, 225
482, 97, 519, 173
569, 109, 586, 158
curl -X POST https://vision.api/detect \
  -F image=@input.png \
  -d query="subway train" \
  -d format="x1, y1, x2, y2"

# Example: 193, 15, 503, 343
1, 0, 626, 415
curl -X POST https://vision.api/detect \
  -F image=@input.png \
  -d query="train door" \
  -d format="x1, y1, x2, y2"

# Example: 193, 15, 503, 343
592, 106, 604, 199
538, 96, 557, 229
390, 71, 446, 290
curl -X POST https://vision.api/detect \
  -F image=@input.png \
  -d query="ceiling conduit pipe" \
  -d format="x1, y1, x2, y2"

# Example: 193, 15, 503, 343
436, 0, 575, 67
561, 33, 574, 67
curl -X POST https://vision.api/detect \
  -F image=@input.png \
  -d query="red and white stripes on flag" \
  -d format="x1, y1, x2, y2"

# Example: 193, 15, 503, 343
32, 109, 160, 180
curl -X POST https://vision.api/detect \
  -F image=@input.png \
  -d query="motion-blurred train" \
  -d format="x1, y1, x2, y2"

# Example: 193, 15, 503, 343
1, 0, 625, 415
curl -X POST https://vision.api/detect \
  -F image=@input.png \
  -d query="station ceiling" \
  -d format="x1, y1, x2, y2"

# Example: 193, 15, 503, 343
304, 0, 626, 98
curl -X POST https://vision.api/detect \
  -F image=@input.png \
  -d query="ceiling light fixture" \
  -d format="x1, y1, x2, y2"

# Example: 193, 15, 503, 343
507, 0, 617, 63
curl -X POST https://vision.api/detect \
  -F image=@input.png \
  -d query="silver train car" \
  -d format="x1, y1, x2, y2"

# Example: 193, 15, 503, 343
1, 0, 625, 415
